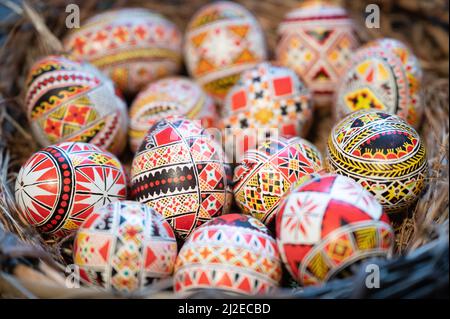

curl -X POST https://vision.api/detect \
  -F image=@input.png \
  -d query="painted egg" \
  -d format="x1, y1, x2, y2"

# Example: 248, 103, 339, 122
233, 136, 323, 225
74, 200, 177, 293
222, 62, 313, 161
64, 8, 182, 96
276, 1, 359, 107
174, 213, 282, 295
334, 39, 424, 127
25, 55, 127, 155
184, 1, 267, 103
128, 76, 218, 152
14, 142, 127, 238
326, 110, 428, 213
276, 174, 395, 286
130, 117, 231, 240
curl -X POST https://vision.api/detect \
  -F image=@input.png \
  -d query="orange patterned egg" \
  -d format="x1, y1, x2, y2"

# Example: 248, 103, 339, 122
25, 55, 127, 155
184, 1, 267, 104
174, 214, 282, 295
64, 8, 182, 96
128, 76, 218, 152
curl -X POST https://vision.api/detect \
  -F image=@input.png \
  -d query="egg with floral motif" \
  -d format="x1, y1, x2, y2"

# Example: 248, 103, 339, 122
334, 38, 424, 127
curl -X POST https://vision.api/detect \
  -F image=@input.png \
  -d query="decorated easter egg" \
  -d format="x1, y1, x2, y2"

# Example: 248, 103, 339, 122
64, 8, 182, 95
25, 55, 127, 155
334, 38, 424, 127
128, 76, 218, 152
367, 38, 422, 81
222, 62, 313, 161
14, 142, 127, 238
184, 1, 267, 103
276, 174, 395, 286
130, 117, 231, 239
326, 110, 428, 213
276, 1, 359, 107
74, 201, 177, 293
233, 136, 323, 225
174, 213, 282, 295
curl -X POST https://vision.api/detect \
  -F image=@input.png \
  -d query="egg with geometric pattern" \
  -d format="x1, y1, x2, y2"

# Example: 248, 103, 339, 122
276, 1, 360, 108
184, 1, 267, 103
64, 8, 182, 96
14, 142, 127, 238
233, 136, 322, 226
334, 39, 424, 128
24, 55, 128, 155
174, 213, 282, 295
130, 117, 231, 240
276, 174, 395, 286
73, 200, 177, 293
128, 76, 218, 152
222, 62, 313, 161
326, 110, 428, 213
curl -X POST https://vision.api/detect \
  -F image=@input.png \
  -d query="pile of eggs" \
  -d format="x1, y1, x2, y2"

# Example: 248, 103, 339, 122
13, 0, 429, 295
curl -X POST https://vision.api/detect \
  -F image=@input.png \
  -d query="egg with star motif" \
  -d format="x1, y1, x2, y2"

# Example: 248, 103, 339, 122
64, 8, 182, 96
276, 174, 395, 286
184, 1, 267, 103
14, 142, 127, 238
25, 55, 128, 155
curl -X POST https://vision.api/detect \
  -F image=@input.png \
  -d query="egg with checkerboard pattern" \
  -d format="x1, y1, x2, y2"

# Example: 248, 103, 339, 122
222, 62, 313, 161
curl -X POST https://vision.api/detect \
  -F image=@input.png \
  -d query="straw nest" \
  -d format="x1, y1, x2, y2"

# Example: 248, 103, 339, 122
0, 0, 448, 298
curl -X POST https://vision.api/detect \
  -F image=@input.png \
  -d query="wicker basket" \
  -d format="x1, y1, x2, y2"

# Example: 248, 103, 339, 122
0, 0, 448, 298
